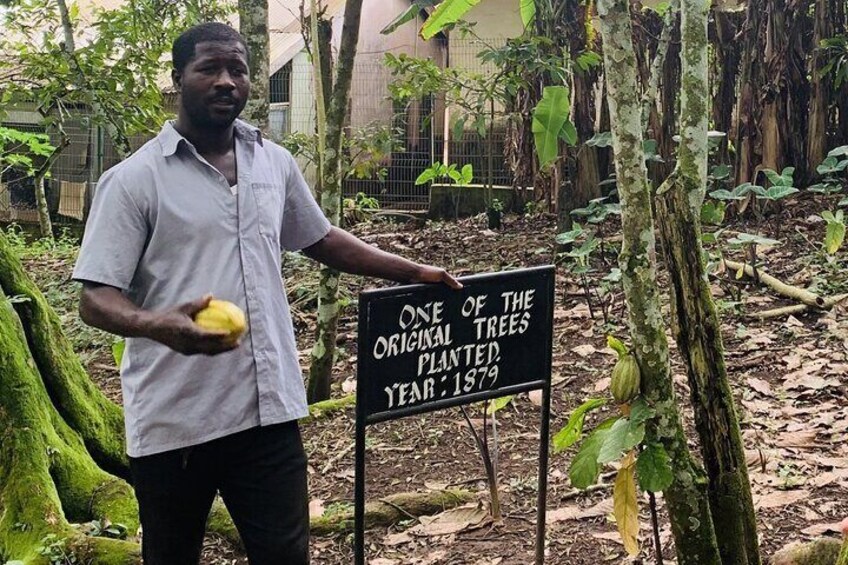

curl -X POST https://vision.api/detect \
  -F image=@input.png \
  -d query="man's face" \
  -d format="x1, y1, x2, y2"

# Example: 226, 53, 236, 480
173, 40, 250, 129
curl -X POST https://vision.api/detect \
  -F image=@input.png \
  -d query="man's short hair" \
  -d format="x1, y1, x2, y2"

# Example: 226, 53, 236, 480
172, 23, 250, 73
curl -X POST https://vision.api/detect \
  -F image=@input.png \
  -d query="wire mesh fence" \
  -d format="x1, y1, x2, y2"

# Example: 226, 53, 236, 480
1, 37, 513, 225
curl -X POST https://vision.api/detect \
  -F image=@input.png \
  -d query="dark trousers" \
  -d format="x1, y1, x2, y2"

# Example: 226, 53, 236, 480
129, 421, 309, 565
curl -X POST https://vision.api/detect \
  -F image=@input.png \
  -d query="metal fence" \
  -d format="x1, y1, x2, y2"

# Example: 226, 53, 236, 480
1, 37, 513, 225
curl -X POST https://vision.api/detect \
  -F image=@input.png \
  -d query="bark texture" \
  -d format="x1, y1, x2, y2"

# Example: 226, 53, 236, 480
239, 0, 270, 131
0, 232, 140, 564
308, 0, 365, 403
655, 0, 761, 562
595, 1, 721, 563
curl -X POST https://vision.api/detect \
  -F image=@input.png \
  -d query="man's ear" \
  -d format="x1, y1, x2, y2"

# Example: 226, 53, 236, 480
172, 69, 181, 92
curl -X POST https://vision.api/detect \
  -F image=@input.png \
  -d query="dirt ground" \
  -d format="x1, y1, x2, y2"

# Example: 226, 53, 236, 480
20, 197, 848, 564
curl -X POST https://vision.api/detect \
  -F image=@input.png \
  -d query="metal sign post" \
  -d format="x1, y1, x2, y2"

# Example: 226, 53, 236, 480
354, 266, 555, 565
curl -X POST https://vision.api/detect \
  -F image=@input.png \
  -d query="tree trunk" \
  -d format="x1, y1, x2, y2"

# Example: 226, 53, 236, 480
595, 1, 722, 563
239, 0, 270, 132
735, 0, 765, 185
711, 10, 742, 165
0, 232, 141, 564
307, 0, 365, 403
566, 0, 601, 213
807, 0, 833, 169
654, 0, 762, 563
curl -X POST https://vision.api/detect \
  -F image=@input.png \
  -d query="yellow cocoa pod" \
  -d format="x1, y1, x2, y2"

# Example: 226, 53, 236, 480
194, 299, 247, 342
610, 353, 641, 404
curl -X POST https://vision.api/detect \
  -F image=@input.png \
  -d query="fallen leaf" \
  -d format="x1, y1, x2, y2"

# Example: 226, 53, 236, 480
410, 504, 490, 536
341, 378, 357, 394
747, 377, 773, 396
777, 430, 818, 448
528, 389, 543, 406
572, 344, 597, 357
382, 532, 412, 546
801, 522, 844, 536
755, 489, 809, 510
812, 468, 848, 487
308, 499, 325, 518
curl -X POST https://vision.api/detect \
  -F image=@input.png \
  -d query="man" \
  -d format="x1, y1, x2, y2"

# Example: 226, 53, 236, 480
74, 22, 459, 565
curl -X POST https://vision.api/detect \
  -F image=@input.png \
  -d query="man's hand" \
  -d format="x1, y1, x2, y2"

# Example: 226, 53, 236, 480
411, 265, 463, 290
146, 295, 240, 356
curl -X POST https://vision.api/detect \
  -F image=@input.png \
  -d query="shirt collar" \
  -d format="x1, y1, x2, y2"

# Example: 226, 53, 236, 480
159, 119, 263, 157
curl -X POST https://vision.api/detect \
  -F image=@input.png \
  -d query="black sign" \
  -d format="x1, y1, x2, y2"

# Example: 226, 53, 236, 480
357, 266, 554, 423
354, 266, 555, 565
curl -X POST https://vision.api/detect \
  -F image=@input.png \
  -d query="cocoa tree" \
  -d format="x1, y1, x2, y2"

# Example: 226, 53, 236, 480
307, 0, 366, 402
654, 0, 762, 561
595, 0, 723, 561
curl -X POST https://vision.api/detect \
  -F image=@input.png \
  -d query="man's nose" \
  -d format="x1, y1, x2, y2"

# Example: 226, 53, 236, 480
214, 69, 236, 89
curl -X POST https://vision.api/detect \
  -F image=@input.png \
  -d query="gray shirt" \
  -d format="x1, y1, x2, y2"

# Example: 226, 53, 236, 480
73, 120, 331, 457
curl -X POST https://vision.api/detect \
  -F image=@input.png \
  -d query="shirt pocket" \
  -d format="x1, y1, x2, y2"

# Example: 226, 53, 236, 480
251, 182, 284, 239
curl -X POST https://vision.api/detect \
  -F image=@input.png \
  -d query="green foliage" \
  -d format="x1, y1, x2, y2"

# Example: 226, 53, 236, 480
0, 126, 55, 177
701, 200, 726, 226
37, 535, 78, 565
636, 443, 674, 492
415, 161, 473, 186
727, 232, 780, 247
821, 35, 848, 88
420, 0, 482, 39
810, 146, 848, 196
80, 519, 128, 540
569, 417, 617, 489
111, 339, 125, 367
281, 124, 404, 182
486, 395, 515, 414
553, 398, 606, 453
519, 0, 535, 27
380, 0, 439, 35
570, 197, 621, 224
531, 86, 576, 168
821, 210, 846, 255
1, 0, 232, 152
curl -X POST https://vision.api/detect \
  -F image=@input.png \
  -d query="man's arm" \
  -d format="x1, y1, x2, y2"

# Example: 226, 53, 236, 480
302, 227, 462, 289
79, 282, 237, 356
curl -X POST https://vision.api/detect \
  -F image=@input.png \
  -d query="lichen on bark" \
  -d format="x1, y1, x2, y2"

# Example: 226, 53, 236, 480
595, 0, 722, 562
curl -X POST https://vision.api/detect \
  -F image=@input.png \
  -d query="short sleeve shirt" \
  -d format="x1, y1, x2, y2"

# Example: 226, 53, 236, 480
73, 120, 331, 457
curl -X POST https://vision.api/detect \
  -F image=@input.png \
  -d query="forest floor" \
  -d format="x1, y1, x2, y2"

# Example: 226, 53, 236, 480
14, 194, 848, 564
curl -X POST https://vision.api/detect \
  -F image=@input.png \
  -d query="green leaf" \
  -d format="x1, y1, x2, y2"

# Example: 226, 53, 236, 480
569, 418, 617, 488
460, 163, 474, 185
629, 397, 655, 425
606, 335, 628, 358
636, 443, 674, 492
825, 218, 845, 255
111, 340, 125, 367
555, 223, 584, 245
415, 168, 438, 185
532, 86, 571, 168
727, 233, 780, 247
827, 145, 848, 158
553, 398, 607, 453
486, 395, 515, 415
701, 200, 726, 225
760, 186, 799, 201
560, 120, 578, 146
420, 0, 482, 39
598, 417, 645, 464
381, 1, 439, 35
520, 0, 536, 27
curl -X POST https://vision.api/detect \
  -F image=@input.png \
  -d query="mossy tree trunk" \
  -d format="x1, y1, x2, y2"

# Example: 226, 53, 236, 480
307, 0, 365, 403
654, 0, 761, 563
0, 231, 140, 564
595, 1, 722, 563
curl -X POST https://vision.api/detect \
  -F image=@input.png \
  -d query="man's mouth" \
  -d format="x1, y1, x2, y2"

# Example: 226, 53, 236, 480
210, 97, 236, 107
